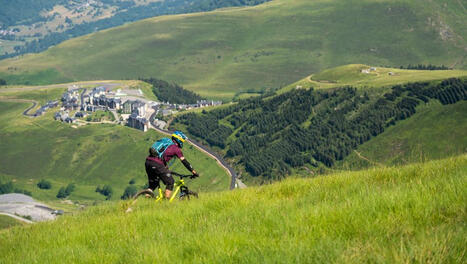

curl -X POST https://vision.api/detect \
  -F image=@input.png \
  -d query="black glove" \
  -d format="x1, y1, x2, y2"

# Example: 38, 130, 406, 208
190, 171, 199, 179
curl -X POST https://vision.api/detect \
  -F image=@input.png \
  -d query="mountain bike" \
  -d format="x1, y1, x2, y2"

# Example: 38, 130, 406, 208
125, 172, 198, 213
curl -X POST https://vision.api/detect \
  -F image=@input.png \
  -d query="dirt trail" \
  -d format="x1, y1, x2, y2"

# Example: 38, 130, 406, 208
456, 0, 466, 12
0, 212, 34, 224
353, 150, 384, 167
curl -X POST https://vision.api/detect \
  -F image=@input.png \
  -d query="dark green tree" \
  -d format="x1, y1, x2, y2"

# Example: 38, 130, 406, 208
37, 179, 52, 189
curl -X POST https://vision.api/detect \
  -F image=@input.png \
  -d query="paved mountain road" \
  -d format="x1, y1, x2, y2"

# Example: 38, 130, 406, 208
149, 111, 244, 190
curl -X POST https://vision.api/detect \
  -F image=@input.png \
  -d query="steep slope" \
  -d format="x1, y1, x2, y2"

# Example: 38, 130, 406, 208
0, 0, 466, 99
0, 87, 230, 202
338, 100, 467, 169
0, 155, 465, 263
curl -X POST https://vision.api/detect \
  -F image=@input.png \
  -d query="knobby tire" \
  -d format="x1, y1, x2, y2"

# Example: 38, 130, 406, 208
133, 189, 155, 199
179, 190, 198, 200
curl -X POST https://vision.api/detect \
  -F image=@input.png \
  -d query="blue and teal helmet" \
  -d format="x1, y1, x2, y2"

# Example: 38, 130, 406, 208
172, 130, 187, 148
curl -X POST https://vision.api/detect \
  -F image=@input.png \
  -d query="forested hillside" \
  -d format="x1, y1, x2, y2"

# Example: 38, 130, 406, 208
171, 77, 467, 182
0, 0, 465, 99
141, 78, 204, 104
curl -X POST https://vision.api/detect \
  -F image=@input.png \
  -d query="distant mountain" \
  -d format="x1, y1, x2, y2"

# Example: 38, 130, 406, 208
0, 0, 270, 59
0, 0, 465, 99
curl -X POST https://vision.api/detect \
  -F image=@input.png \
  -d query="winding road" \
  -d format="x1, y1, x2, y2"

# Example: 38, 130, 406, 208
149, 111, 242, 189
0, 98, 38, 116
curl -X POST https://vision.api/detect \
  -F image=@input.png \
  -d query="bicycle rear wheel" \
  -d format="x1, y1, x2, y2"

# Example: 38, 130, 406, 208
126, 189, 156, 213
132, 188, 155, 199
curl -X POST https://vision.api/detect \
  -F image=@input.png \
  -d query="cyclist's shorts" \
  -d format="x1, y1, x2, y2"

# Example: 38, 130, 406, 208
145, 158, 175, 191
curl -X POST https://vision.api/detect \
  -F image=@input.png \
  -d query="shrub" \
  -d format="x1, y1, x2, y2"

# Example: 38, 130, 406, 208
0, 181, 31, 195
37, 179, 52, 189
65, 183, 75, 195
56, 187, 68, 198
96, 184, 113, 199
0, 181, 14, 194
121, 185, 138, 200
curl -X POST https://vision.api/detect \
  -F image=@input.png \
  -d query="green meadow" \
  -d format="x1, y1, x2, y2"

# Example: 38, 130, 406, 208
0, 215, 25, 230
0, 0, 465, 99
0, 88, 230, 204
339, 100, 467, 169
0, 155, 465, 263
279, 64, 467, 93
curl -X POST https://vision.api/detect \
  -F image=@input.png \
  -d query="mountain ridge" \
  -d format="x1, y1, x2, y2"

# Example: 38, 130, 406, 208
0, 0, 465, 99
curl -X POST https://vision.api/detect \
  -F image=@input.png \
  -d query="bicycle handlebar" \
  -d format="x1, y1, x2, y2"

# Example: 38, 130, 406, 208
171, 171, 196, 178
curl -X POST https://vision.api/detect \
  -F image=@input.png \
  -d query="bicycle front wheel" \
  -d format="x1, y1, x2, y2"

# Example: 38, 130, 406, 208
179, 190, 198, 200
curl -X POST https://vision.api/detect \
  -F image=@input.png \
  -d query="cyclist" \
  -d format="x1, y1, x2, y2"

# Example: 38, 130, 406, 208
145, 131, 199, 199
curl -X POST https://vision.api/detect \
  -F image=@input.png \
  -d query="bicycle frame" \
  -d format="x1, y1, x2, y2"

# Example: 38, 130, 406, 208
125, 173, 195, 213
153, 176, 187, 203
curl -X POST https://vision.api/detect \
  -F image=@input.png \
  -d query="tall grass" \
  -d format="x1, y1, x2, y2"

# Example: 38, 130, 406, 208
1, 155, 465, 263
0, 215, 24, 230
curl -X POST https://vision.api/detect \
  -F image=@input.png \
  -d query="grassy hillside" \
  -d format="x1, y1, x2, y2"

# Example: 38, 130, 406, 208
0, 0, 270, 59
0, 155, 465, 263
279, 64, 467, 92
338, 100, 467, 169
0, 88, 230, 203
0, 0, 466, 99
0, 215, 24, 230
0, 79, 158, 102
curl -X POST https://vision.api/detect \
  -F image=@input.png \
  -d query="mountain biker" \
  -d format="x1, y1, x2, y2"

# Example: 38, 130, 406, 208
145, 131, 199, 199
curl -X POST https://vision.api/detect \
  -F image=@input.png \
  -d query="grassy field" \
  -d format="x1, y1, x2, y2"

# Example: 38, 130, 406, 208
0, 215, 25, 230
0, 87, 66, 104
0, 88, 230, 204
85, 110, 115, 122
278, 64, 467, 93
338, 100, 467, 170
0, 155, 465, 263
0, 0, 465, 100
